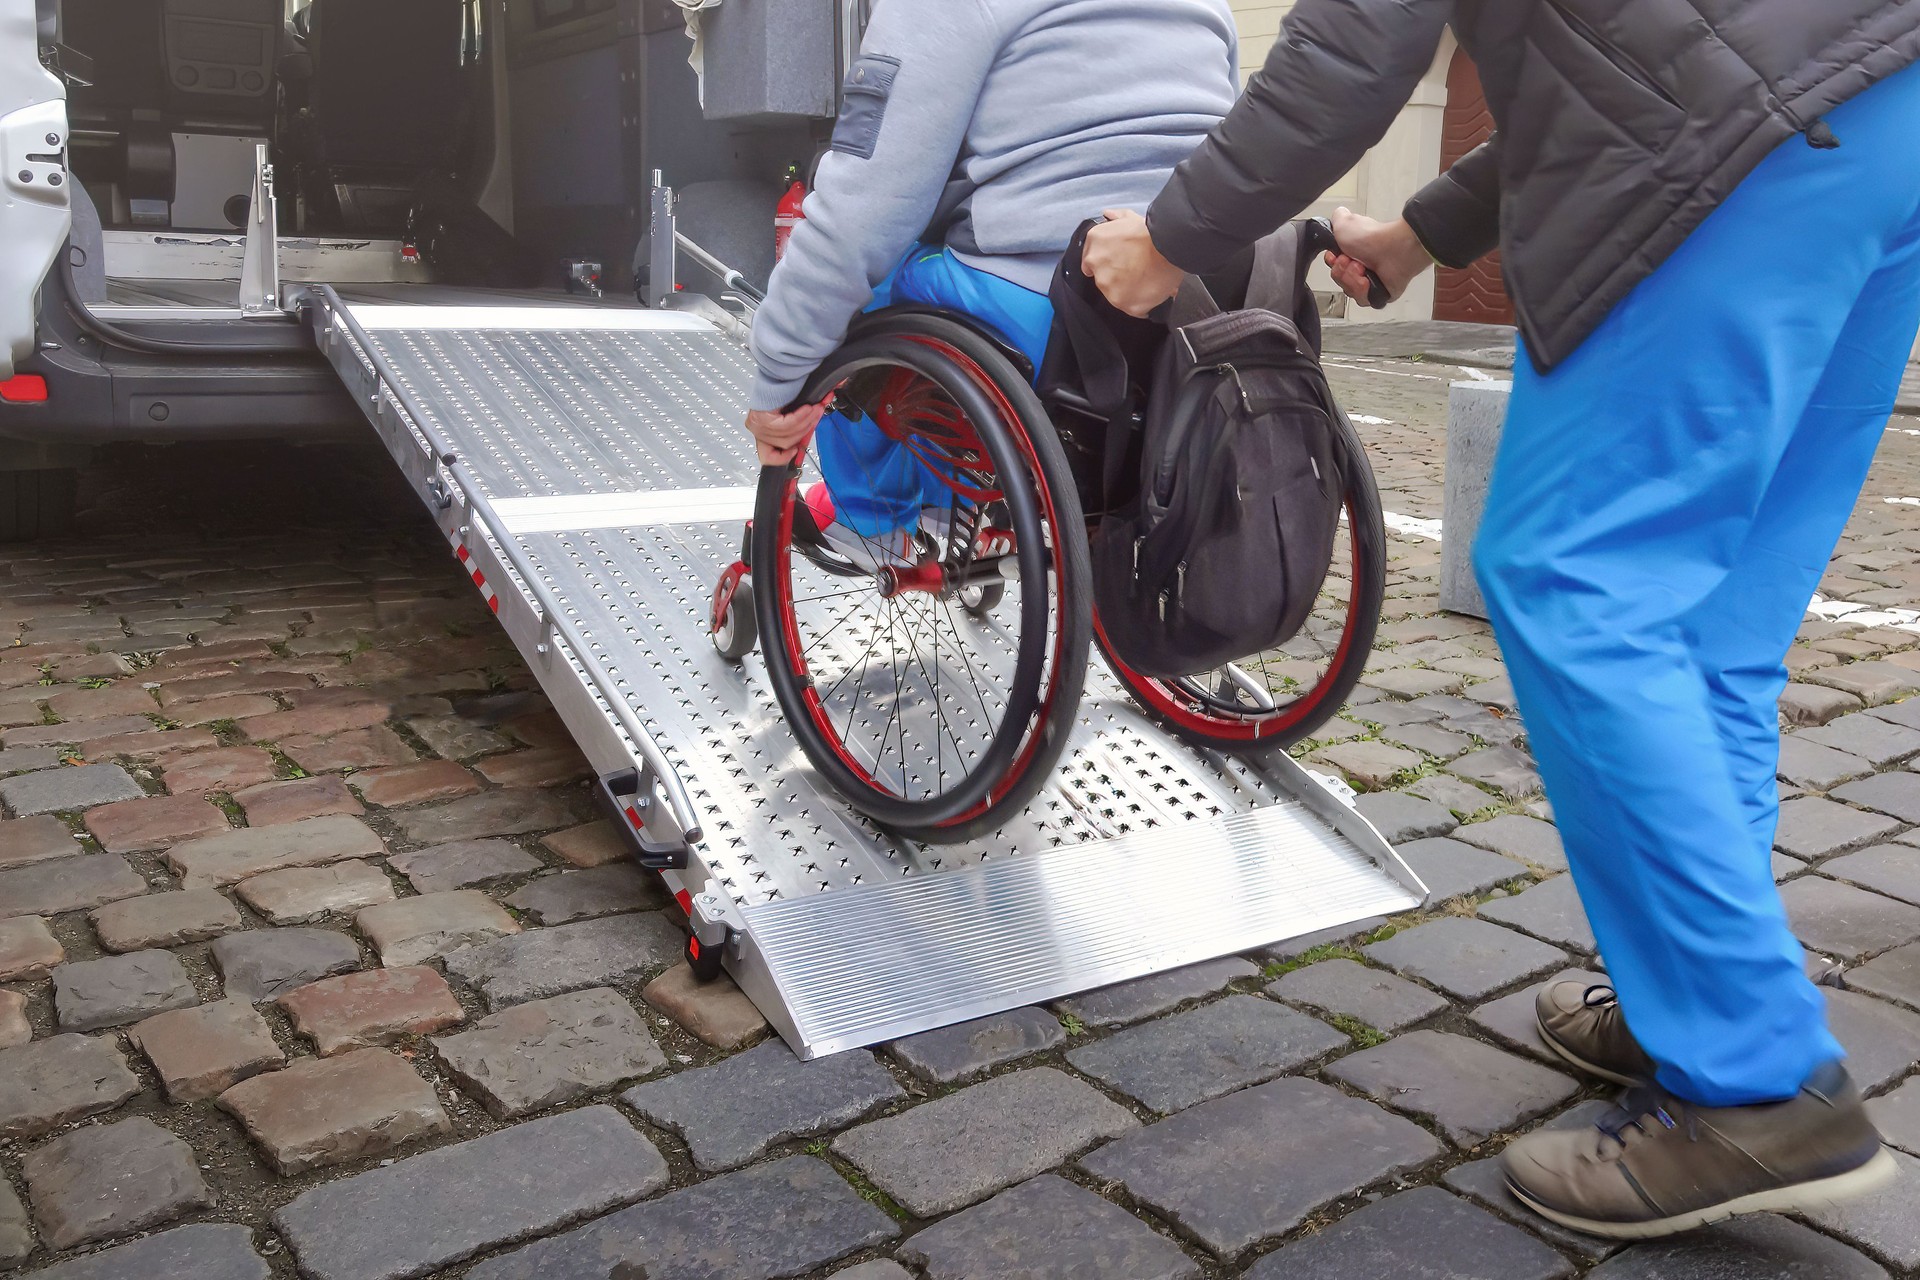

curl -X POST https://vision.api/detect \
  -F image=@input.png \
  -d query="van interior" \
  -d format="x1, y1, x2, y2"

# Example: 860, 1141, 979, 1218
55, 0, 821, 312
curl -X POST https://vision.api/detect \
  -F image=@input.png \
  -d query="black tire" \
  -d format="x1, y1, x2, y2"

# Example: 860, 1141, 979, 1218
711, 577, 758, 661
754, 312, 1091, 842
959, 580, 1006, 616
1099, 399, 1386, 752
0, 470, 77, 543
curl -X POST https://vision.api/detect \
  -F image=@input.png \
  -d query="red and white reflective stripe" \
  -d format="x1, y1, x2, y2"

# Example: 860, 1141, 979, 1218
448, 534, 501, 614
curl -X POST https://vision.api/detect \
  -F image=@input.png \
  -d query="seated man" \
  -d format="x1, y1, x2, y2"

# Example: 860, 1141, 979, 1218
743, 0, 1239, 553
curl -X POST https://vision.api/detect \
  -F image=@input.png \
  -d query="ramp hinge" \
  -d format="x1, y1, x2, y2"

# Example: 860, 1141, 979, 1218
595, 767, 690, 869
1306, 769, 1359, 808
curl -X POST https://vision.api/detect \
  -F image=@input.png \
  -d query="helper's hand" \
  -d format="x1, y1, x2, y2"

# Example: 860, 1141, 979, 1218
746, 402, 828, 468
1325, 208, 1433, 307
1083, 209, 1186, 319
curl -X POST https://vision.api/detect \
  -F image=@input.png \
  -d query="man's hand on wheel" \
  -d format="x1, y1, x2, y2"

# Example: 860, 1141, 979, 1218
1083, 209, 1186, 318
1325, 208, 1434, 307
746, 402, 828, 467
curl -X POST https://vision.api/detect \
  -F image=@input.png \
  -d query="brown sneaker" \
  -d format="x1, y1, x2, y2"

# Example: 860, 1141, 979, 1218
1535, 981, 1654, 1086
1502, 1061, 1897, 1239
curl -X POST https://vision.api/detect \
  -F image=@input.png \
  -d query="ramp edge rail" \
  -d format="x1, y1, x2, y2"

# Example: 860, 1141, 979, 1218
303, 285, 705, 856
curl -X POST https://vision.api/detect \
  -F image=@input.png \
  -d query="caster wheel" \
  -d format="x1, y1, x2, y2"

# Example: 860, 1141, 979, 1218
959, 580, 1004, 616
686, 930, 726, 981
712, 574, 757, 660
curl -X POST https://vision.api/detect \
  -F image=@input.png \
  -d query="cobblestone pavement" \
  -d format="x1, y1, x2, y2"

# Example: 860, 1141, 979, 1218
4, 333, 1920, 1279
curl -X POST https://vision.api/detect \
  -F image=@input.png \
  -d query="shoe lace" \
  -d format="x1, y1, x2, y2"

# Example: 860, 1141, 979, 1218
1592, 1082, 1698, 1159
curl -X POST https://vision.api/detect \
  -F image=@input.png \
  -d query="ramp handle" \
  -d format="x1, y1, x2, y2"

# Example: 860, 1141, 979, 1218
596, 768, 692, 869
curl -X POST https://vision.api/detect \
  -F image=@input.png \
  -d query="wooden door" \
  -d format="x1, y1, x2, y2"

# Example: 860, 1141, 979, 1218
1433, 48, 1514, 326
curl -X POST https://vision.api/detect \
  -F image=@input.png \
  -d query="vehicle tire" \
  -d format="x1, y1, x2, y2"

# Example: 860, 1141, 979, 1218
1100, 399, 1386, 752
0, 469, 78, 543
754, 311, 1091, 842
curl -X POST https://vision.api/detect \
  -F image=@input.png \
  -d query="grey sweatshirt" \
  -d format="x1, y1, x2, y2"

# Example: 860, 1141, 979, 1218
749, 0, 1239, 411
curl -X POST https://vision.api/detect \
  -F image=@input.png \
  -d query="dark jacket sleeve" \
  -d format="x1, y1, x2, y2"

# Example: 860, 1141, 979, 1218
1146, 0, 1457, 275
1404, 136, 1502, 268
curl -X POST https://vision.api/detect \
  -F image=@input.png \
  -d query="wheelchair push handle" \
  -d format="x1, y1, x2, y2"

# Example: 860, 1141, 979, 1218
1304, 217, 1392, 310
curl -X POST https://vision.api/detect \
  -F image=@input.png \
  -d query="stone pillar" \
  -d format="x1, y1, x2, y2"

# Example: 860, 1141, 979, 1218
1439, 380, 1512, 618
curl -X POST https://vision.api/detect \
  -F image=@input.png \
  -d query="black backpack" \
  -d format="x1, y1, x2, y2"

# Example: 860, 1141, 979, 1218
1041, 220, 1346, 679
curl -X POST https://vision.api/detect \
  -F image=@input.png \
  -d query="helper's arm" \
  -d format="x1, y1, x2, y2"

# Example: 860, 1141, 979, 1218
1145, 0, 1457, 275
1404, 135, 1502, 268
748, 0, 998, 412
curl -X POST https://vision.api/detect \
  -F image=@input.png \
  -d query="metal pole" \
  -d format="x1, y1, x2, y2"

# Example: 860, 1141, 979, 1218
649, 171, 676, 309
239, 143, 280, 317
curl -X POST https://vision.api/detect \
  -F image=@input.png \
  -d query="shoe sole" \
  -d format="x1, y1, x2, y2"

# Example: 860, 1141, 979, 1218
1505, 1146, 1899, 1240
1536, 1029, 1644, 1088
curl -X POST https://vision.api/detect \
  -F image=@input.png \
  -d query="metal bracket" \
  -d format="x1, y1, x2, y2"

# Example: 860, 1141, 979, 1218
648, 172, 676, 310
1306, 768, 1359, 808
595, 767, 691, 869
239, 143, 280, 317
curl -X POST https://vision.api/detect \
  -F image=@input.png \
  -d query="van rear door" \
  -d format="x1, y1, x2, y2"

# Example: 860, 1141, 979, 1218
0, 0, 68, 380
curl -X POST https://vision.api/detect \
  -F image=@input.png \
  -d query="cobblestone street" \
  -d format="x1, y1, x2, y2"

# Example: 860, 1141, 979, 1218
4, 330, 1920, 1279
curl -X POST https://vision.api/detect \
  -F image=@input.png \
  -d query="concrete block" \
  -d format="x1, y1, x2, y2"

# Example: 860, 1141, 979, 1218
1439, 380, 1512, 619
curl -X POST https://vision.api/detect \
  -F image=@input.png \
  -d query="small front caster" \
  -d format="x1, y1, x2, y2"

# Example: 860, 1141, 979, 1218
710, 564, 756, 660
686, 930, 726, 981
958, 580, 1005, 616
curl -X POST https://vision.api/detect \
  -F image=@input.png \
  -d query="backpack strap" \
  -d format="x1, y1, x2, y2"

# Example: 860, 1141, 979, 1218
1244, 222, 1305, 316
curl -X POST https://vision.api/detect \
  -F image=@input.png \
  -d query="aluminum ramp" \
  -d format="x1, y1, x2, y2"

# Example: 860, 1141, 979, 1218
306, 287, 1427, 1059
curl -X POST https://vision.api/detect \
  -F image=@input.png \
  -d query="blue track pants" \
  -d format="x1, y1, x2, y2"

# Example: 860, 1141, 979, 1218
815, 246, 1055, 538
1476, 64, 1920, 1106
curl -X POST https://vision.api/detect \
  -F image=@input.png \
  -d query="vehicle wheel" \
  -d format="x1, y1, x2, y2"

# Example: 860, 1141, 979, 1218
711, 575, 757, 661
753, 312, 1091, 842
1100, 398, 1386, 751
0, 469, 77, 543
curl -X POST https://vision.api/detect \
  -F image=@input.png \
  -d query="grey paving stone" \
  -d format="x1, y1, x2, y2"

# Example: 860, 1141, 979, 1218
21, 1116, 212, 1249
392, 789, 578, 845
1352, 790, 1459, 843
1268, 957, 1448, 1033
1244, 1185, 1575, 1280
1443, 1155, 1621, 1262
1781, 876, 1920, 960
835, 1067, 1137, 1217
1806, 661, 1920, 707
0, 853, 147, 919
1447, 747, 1542, 798
90, 888, 241, 951
442, 911, 685, 1009
1833, 770, 1920, 825
0, 1176, 28, 1267
166, 814, 386, 889
1364, 917, 1568, 1001
1258, 918, 1386, 963
274, 1105, 668, 1280
1407, 772, 1504, 818
1078, 1077, 1444, 1257
1774, 796, 1902, 860
0, 1033, 141, 1138
1355, 699, 1443, 728
1586, 1213, 1888, 1279
897, 1174, 1200, 1280
0, 764, 144, 817
26, 1223, 269, 1280
833, 1265, 912, 1280
53, 948, 198, 1031
891, 1007, 1066, 1084
467, 1155, 898, 1280
1311, 740, 1422, 787
1051, 956, 1258, 1028
1804, 712, 1920, 765
1327, 1029, 1579, 1146
1397, 837, 1527, 902
1776, 736, 1875, 790
1867, 698, 1920, 732
1780, 682, 1866, 727
503, 863, 668, 924
1798, 1146, 1920, 1268
1469, 969, 1609, 1065
386, 838, 541, 895
219, 1047, 450, 1176
1453, 814, 1569, 872
432, 987, 665, 1119
1776, 851, 1805, 881
1827, 987, 1920, 1092
1378, 721, 1475, 760
0, 812, 79, 868
1479, 875, 1597, 952
1444, 708, 1529, 748
1848, 941, 1920, 1012
212, 927, 361, 1002
354, 890, 521, 966
1824, 844, 1920, 906
1866, 1076, 1920, 1156
1066, 995, 1346, 1114
0, 746, 64, 778
624, 1038, 904, 1172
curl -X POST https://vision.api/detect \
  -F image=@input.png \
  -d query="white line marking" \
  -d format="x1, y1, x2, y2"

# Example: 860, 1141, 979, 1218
1382, 511, 1444, 541
1347, 414, 1395, 426
346, 305, 716, 333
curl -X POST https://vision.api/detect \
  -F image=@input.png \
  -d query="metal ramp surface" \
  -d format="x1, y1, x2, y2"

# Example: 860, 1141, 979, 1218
305, 288, 1426, 1059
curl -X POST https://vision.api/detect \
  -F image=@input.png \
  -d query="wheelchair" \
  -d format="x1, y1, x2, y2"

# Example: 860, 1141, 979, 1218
710, 223, 1387, 842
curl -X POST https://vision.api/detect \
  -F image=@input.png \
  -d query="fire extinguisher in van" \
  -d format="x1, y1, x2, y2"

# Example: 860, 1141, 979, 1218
775, 166, 806, 262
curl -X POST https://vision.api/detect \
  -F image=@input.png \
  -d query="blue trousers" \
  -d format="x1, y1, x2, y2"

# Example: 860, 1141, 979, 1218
1476, 64, 1920, 1106
815, 246, 1055, 537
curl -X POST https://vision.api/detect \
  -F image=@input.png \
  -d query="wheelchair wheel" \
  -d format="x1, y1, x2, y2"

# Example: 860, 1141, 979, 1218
1099, 399, 1386, 751
754, 312, 1091, 841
